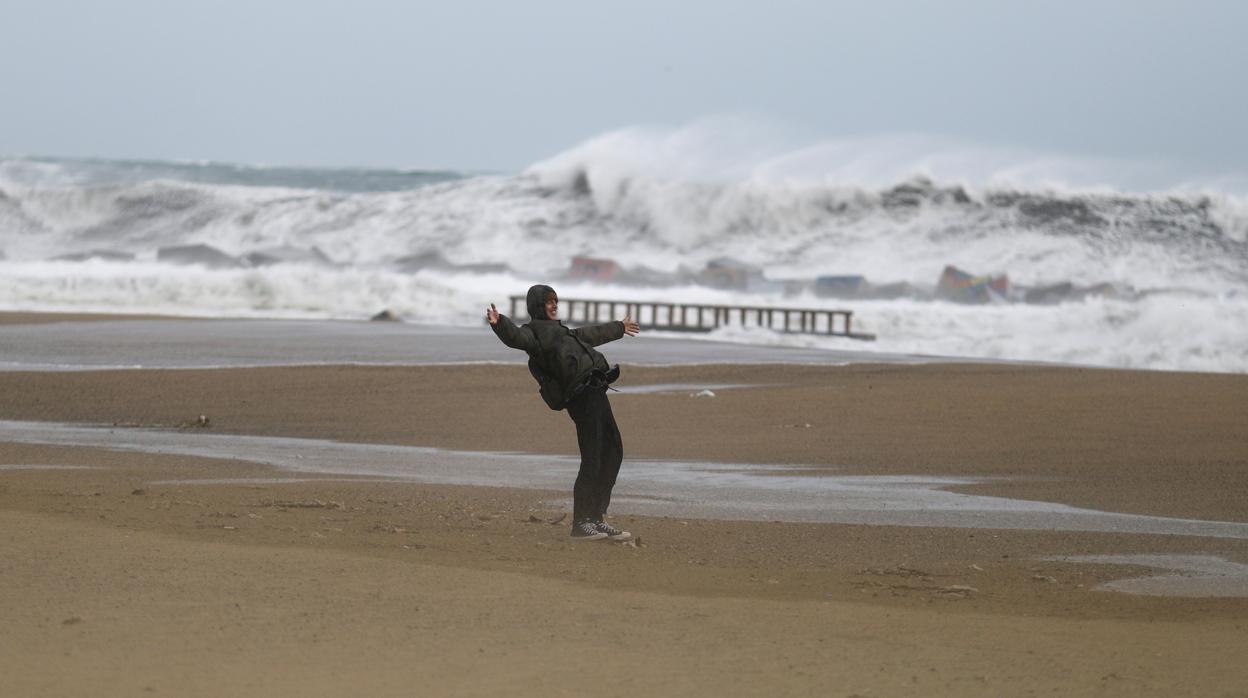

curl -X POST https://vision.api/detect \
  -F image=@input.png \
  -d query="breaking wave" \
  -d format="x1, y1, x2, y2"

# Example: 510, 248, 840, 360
2, 129, 1247, 373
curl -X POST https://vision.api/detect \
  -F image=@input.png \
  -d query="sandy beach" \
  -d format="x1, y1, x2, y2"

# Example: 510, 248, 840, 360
2, 314, 1247, 696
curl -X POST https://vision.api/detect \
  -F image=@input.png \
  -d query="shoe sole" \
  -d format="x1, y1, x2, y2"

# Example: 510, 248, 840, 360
606, 532, 633, 541
570, 532, 608, 542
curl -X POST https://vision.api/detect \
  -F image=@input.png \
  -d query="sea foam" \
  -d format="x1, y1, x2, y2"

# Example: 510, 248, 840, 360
2, 131, 1246, 373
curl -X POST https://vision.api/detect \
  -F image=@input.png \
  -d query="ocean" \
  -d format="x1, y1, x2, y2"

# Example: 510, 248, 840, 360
2, 138, 1246, 373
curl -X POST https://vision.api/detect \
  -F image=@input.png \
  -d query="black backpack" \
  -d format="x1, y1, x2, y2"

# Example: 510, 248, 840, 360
527, 326, 621, 411
528, 333, 566, 411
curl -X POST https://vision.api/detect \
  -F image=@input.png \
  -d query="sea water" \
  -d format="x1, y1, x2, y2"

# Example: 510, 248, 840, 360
3, 128, 1246, 373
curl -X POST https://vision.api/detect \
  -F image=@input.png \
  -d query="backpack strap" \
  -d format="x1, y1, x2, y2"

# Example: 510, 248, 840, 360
526, 327, 565, 410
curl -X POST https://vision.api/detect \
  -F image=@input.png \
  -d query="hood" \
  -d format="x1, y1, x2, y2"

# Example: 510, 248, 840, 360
526, 284, 557, 321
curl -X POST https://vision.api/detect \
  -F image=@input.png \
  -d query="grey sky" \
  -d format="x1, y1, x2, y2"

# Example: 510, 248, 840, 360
2, 0, 1245, 176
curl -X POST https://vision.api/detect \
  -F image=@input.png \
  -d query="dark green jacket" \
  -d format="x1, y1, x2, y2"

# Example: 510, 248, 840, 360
491, 285, 624, 408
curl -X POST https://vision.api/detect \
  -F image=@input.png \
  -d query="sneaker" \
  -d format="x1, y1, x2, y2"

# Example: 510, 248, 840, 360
570, 520, 608, 541
595, 521, 632, 541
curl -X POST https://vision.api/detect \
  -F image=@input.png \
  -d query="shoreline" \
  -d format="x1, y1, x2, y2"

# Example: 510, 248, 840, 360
0, 310, 202, 325
5, 309, 1238, 376
6, 418, 1248, 541
2, 361, 1244, 521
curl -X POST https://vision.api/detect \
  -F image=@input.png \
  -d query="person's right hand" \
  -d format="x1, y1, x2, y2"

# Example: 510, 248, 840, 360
486, 303, 499, 325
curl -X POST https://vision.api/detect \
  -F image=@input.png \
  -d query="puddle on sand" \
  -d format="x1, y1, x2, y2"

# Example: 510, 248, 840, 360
1050, 554, 1248, 598
613, 383, 761, 395
146, 477, 407, 486
3, 419, 1248, 540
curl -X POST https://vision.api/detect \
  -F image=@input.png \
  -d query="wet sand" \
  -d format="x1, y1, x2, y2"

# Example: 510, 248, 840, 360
2, 314, 1247, 696
0, 310, 190, 325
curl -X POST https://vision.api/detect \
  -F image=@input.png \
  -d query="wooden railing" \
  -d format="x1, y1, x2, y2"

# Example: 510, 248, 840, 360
508, 296, 875, 340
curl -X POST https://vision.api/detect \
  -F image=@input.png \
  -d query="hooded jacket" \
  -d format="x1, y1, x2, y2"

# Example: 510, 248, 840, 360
491, 284, 625, 409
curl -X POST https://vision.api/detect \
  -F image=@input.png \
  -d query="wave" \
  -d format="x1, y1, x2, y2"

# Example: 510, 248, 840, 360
2, 263, 1245, 374
2, 132, 1247, 373
3, 156, 1245, 287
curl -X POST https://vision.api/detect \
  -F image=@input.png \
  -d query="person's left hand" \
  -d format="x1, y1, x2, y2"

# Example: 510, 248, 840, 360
622, 314, 641, 336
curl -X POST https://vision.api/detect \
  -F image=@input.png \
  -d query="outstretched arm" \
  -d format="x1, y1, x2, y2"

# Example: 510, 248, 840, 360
573, 314, 641, 346
486, 303, 538, 352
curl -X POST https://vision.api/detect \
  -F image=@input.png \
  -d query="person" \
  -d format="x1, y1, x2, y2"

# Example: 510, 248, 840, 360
487, 285, 641, 541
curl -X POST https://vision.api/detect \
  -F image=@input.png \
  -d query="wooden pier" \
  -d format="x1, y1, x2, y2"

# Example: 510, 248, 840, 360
508, 296, 875, 340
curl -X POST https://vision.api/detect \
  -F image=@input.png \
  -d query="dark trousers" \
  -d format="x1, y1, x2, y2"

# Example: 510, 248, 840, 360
566, 387, 623, 523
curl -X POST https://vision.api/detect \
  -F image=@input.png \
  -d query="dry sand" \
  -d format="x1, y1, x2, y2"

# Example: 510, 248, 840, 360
2, 314, 1247, 696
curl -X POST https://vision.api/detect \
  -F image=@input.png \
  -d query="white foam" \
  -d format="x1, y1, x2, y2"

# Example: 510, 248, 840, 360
3, 146, 1248, 373
529, 122, 1203, 195
2, 264, 1246, 373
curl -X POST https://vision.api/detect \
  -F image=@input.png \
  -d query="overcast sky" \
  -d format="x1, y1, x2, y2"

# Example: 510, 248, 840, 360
2, 0, 1245, 177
